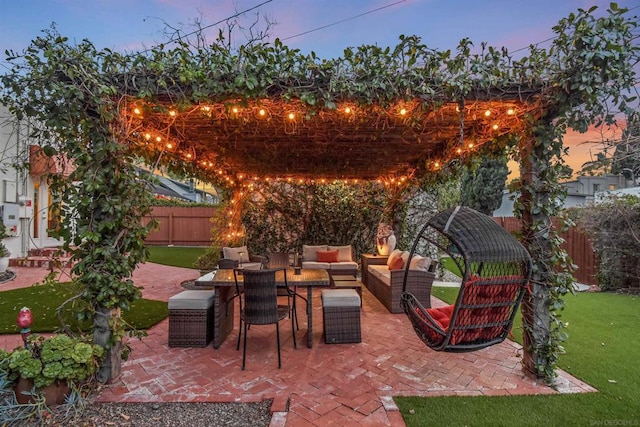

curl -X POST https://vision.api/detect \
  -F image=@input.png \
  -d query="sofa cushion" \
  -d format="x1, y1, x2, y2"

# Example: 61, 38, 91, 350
317, 250, 339, 263
387, 249, 404, 267
223, 246, 250, 263
328, 245, 353, 262
329, 261, 358, 271
303, 261, 331, 270
302, 245, 328, 262
409, 255, 432, 272
401, 251, 411, 268
368, 265, 391, 284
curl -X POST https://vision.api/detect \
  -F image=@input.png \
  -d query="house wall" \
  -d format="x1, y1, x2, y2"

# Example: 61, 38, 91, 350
0, 105, 62, 258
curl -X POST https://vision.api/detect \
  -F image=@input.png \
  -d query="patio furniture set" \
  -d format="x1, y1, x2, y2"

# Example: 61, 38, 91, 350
166, 206, 533, 367
167, 244, 364, 368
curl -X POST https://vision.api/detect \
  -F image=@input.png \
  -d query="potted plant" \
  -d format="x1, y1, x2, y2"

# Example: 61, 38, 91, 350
0, 219, 10, 273
0, 334, 104, 405
193, 245, 221, 275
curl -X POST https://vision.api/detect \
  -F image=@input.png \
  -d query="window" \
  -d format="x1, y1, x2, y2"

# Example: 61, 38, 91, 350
593, 183, 601, 192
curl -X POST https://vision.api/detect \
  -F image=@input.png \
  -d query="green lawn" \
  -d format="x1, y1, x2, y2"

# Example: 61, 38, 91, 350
147, 246, 207, 269
396, 288, 640, 426
0, 281, 168, 335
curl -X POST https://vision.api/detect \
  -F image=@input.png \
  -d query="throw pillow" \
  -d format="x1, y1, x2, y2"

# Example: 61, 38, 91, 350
409, 255, 432, 271
388, 256, 404, 270
223, 246, 250, 263
302, 245, 328, 262
316, 250, 339, 263
386, 249, 403, 267
328, 245, 352, 262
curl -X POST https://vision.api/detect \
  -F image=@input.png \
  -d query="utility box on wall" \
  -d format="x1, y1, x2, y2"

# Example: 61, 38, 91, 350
1, 203, 20, 236
18, 196, 34, 218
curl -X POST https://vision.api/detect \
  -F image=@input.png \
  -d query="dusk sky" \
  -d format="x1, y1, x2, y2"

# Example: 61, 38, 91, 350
1, 0, 638, 176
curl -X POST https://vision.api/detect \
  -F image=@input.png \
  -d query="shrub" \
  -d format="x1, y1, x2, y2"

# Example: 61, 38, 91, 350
578, 195, 640, 290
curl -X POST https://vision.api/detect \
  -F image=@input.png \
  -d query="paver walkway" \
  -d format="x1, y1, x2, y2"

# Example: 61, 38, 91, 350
1, 264, 596, 426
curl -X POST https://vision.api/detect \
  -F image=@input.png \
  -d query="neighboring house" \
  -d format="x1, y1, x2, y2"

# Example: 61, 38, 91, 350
0, 104, 63, 258
594, 186, 640, 203
494, 174, 637, 217
137, 168, 219, 204
1, 105, 220, 259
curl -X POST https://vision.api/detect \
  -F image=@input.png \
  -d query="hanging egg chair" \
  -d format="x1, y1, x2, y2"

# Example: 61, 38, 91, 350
401, 206, 532, 352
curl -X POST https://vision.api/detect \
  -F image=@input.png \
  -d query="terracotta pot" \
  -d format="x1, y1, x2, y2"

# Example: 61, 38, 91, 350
14, 377, 71, 406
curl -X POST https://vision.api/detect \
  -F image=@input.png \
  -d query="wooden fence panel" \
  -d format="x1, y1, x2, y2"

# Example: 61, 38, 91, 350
493, 216, 598, 286
143, 206, 218, 246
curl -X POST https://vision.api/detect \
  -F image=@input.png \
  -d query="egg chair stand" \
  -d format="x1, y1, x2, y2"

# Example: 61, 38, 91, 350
401, 206, 532, 352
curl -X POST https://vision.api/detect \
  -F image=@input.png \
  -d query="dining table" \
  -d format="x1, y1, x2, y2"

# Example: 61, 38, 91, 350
195, 268, 330, 348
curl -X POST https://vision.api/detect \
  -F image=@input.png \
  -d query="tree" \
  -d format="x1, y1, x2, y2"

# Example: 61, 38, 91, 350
611, 112, 640, 183
460, 156, 508, 215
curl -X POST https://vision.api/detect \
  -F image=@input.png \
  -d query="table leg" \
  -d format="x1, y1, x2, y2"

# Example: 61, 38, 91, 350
213, 286, 235, 349
307, 286, 313, 348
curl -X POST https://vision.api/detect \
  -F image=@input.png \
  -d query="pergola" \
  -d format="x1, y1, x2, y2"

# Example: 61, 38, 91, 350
126, 95, 537, 183
1, 5, 636, 385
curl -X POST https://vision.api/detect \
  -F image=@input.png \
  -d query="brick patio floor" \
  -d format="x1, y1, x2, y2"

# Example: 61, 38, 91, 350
1, 264, 596, 426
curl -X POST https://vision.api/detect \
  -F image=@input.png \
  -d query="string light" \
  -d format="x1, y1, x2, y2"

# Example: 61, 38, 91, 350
258, 108, 266, 117
507, 108, 515, 115
484, 110, 491, 117
169, 110, 177, 117
133, 107, 142, 115
288, 112, 295, 120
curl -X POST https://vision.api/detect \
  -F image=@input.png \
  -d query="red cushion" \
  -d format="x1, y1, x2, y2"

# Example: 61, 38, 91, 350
426, 305, 454, 330
316, 250, 339, 263
388, 256, 404, 270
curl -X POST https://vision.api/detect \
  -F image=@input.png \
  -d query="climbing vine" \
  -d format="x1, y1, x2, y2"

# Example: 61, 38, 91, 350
0, 4, 637, 383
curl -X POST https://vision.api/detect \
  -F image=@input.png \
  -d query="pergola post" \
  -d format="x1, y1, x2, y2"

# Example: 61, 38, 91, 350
518, 124, 553, 379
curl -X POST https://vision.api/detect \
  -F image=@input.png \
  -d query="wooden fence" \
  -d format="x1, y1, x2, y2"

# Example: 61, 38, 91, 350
142, 207, 599, 286
493, 217, 598, 286
142, 206, 218, 246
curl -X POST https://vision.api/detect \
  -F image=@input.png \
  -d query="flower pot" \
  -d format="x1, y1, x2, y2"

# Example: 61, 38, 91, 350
14, 377, 71, 406
0, 256, 9, 273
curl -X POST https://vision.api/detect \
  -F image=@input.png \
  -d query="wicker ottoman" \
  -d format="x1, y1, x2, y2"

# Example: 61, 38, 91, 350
168, 290, 216, 348
321, 289, 362, 344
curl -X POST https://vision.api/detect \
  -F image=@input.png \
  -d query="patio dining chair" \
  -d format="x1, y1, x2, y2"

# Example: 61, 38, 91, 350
234, 268, 297, 370
267, 252, 306, 330
401, 206, 532, 352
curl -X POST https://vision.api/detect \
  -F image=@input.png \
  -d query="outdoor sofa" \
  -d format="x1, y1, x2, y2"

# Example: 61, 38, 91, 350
301, 244, 358, 277
364, 249, 435, 313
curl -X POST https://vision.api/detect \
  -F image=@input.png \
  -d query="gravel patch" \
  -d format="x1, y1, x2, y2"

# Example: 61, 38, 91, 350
17, 401, 272, 426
